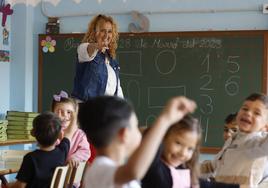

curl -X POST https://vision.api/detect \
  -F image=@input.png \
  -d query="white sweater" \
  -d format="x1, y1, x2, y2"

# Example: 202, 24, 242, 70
211, 131, 268, 187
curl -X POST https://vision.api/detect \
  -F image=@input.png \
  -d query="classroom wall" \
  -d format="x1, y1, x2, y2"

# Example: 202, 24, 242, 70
10, 4, 33, 112
0, 0, 11, 119
3, 0, 268, 114
0, 63, 10, 119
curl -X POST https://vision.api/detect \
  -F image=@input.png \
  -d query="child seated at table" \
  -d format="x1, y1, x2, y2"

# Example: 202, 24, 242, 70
202, 93, 268, 187
7, 111, 77, 188
52, 90, 91, 167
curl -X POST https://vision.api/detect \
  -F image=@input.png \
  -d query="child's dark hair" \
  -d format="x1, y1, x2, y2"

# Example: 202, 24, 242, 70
51, 91, 78, 111
245, 93, 268, 108
78, 96, 134, 148
164, 115, 201, 186
31, 112, 62, 147
224, 113, 237, 124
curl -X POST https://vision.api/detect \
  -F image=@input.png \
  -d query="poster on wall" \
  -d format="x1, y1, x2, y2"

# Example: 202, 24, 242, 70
0, 0, 12, 62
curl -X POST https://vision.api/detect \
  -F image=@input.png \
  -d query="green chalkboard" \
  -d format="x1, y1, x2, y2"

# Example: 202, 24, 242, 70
39, 31, 268, 150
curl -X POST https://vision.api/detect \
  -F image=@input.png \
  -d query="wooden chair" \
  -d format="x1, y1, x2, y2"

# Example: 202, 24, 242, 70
50, 166, 69, 188
64, 161, 87, 188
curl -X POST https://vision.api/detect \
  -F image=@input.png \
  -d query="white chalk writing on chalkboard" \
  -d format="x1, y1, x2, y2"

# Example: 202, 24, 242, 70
200, 94, 214, 115
199, 115, 210, 143
225, 76, 240, 96
201, 53, 210, 73
200, 75, 214, 91
227, 56, 240, 73
119, 38, 223, 49
198, 53, 241, 143
64, 37, 80, 51
199, 53, 214, 143
225, 56, 240, 96
155, 50, 176, 75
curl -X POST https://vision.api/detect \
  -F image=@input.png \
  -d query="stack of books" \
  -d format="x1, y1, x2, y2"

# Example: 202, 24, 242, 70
0, 120, 8, 141
7, 111, 39, 140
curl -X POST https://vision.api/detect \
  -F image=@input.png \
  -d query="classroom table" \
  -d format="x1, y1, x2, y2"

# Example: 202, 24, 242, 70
0, 139, 35, 187
0, 162, 20, 186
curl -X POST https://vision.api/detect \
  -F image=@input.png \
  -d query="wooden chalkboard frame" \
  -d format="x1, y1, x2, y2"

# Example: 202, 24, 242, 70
38, 31, 268, 153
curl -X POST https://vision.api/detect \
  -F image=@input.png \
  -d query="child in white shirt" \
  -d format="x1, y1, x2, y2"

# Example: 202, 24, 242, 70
208, 93, 268, 187
78, 96, 196, 188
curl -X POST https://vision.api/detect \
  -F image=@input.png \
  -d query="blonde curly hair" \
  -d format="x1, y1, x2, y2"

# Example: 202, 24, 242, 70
82, 14, 119, 59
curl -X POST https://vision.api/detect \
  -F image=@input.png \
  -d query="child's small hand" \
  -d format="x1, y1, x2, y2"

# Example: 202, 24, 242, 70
70, 110, 78, 129
68, 159, 79, 168
160, 96, 196, 126
64, 110, 78, 140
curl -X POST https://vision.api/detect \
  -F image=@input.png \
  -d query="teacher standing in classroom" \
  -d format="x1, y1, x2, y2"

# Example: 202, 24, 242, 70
72, 14, 124, 102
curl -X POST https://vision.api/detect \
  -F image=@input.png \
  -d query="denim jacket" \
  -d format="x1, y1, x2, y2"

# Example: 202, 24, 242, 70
72, 51, 120, 101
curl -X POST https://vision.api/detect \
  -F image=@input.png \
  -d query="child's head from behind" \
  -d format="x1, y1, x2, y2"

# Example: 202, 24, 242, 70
162, 115, 201, 184
31, 112, 62, 147
52, 91, 78, 129
237, 93, 268, 133
79, 96, 141, 157
223, 113, 238, 141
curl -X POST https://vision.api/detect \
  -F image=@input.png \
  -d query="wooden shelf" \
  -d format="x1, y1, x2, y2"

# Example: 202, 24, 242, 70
0, 139, 36, 146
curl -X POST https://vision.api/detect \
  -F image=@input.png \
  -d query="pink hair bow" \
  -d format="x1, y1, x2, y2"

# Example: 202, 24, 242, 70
53, 90, 68, 101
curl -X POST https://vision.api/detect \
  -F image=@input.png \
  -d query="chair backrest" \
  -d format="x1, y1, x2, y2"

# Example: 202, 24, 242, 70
64, 161, 87, 188
50, 166, 69, 188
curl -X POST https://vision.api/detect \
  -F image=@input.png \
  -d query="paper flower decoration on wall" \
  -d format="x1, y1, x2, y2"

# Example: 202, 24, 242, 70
41, 36, 56, 53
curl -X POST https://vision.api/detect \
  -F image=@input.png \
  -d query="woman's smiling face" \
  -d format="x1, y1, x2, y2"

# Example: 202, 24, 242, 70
95, 21, 113, 48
